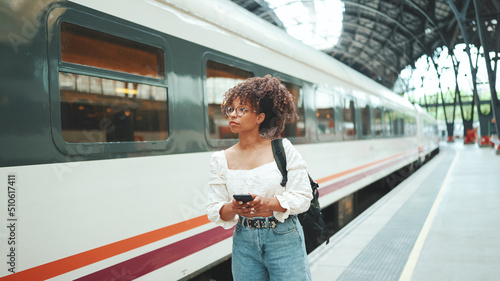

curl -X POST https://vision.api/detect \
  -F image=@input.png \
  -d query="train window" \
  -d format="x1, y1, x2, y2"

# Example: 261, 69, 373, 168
403, 117, 408, 135
411, 116, 417, 136
405, 114, 417, 136
361, 105, 371, 136
206, 60, 254, 139
282, 81, 305, 138
373, 107, 383, 136
400, 115, 406, 135
394, 112, 406, 136
315, 89, 336, 136
59, 73, 168, 143
396, 113, 405, 136
392, 111, 400, 135
342, 98, 356, 137
383, 109, 392, 136
60, 22, 165, 78
58, 22, 168, 144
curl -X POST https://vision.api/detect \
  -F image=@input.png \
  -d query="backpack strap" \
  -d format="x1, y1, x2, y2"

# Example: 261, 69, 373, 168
272, 139, 319, 191
271, 139, 288, 187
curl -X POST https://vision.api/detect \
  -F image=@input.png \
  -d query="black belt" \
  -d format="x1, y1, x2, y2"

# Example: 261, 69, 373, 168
238, 216, 279, 229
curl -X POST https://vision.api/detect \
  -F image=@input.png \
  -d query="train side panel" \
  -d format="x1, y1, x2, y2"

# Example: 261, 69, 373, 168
0, 0, 439, 280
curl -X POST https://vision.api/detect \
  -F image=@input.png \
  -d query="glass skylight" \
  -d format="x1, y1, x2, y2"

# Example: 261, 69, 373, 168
265, 0, 344, 50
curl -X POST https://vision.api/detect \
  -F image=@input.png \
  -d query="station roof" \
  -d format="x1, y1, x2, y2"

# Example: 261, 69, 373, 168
231, 0, 500, 89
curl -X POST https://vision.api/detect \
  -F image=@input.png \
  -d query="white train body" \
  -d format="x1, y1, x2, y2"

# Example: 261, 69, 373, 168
0, 0, 439, 280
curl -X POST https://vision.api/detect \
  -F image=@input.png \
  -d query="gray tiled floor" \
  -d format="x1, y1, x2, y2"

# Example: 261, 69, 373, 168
309, 142, 500, 281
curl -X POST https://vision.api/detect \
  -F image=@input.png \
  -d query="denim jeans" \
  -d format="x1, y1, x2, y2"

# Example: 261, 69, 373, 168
232, 216, 312, 281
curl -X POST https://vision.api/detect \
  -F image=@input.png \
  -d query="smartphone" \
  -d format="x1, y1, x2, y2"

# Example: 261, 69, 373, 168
233, 194, 254, 203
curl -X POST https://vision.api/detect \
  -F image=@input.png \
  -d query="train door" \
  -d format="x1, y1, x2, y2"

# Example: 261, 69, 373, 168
342, 96, 357, 140
373, 106, 384, 137
358, 95, 373, 139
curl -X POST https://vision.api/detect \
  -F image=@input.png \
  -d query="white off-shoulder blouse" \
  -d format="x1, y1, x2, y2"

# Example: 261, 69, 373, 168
206, 138, 313, 229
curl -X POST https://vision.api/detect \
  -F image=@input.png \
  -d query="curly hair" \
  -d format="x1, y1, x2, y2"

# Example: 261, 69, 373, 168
221, 75, 298, 139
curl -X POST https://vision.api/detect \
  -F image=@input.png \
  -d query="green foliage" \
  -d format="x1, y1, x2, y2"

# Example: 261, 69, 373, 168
480, 103, 491, 115
414, 89, 498, 122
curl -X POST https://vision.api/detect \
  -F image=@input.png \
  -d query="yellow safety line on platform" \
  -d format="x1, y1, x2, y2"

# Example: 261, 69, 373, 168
399, 150, 459, 281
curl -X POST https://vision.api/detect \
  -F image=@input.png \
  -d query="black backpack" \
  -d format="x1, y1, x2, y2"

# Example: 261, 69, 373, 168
271, 139, 329, 253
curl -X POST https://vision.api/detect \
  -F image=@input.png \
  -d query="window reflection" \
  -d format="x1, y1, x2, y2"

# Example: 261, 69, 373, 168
316, 89, 336, 136
384, 109, 392, 136
361, 105, 371, 136
59, 22, 168, 144
59, 73, 168, 143
206, 60, 253, 139
61, 22, 164, 78
282, 81, 305, 138
342, 98, 356, 136
374, 107, 383, 136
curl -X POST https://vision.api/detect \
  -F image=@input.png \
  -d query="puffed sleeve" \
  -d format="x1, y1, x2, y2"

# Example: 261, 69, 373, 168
274, 139, 313, 222
206, 151, 238, 229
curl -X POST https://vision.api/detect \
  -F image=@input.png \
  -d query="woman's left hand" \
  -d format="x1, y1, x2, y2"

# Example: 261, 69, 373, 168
242, 195, 285, 217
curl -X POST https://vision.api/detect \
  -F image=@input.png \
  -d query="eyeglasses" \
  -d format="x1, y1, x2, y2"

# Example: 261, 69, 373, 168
225, 106, 257, 117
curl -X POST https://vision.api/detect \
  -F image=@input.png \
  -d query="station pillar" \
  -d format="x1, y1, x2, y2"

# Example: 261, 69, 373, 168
480, 118, 496, 147
480, 135, 492, 147
464, 128, 477, 144
492, 138, 500, 155
446, 123, 454, 142
490, 119, 499, 155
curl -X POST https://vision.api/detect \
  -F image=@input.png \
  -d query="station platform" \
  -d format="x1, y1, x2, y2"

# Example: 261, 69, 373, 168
309, 142, 500, 281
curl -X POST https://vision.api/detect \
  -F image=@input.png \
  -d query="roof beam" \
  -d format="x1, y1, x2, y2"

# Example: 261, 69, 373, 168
403, 0, 449, 47
343, 0, 431, 55
328, 43, 401, 76
340, 21, 411, 63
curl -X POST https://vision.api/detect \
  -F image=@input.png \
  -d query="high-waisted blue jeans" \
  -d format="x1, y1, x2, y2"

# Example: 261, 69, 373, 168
232, 216, 312, 281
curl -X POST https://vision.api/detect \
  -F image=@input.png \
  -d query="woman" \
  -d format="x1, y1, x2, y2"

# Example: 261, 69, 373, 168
206, 75, 313, 281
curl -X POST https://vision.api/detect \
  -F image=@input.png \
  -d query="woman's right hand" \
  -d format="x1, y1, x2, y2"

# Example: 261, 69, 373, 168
219, 200, 251, 221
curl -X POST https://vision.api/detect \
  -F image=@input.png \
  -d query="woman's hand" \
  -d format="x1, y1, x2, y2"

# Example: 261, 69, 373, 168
219, 197, 259, 220
235, 195, 286, 218
232, 197, 257, 216
220, 194, 287, 220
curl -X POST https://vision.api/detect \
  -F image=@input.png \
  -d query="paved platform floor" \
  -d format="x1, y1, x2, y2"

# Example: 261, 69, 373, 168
309, 142, 500, 281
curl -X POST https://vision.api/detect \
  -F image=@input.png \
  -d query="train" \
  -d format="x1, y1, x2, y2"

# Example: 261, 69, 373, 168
0, 0, 440, 280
